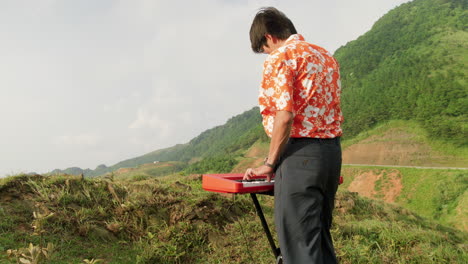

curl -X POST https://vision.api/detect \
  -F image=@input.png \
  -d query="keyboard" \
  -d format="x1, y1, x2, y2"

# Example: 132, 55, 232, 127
202, 174, 274, 194
202, 173, 343, 194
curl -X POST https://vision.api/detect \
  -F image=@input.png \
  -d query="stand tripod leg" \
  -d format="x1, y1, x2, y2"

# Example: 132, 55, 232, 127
250, 193, 280, 259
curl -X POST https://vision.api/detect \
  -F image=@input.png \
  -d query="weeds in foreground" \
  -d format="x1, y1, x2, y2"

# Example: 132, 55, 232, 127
6, 200, 56, 264
6, 243, 54, 264
1, 174, 467, 263
83, 258, 104, 264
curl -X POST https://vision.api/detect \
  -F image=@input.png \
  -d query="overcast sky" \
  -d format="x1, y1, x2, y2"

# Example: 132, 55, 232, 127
0, 0, 410, 177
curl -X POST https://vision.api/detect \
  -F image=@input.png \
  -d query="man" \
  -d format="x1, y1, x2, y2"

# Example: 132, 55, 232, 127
244, 7, 343, 264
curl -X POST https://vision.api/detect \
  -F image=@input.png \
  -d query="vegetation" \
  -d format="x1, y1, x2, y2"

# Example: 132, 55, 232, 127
1, 174, 467, 263
398, 167, 467, 227
183, 155, 238, 175
49, 167, 92, 177
332, 192, 467, 264
334, 0, 467, 145
341, 119, 468, 167
0, 174, 253, 263
341, 165, 468, 231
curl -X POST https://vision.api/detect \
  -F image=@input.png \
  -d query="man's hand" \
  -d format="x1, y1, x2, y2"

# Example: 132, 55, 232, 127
243, 110, 291, 183
243, 165, 274, 182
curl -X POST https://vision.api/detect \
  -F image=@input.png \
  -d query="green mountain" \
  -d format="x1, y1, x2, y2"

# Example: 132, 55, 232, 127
49, 167, 92, 176
334, 0, 467, 144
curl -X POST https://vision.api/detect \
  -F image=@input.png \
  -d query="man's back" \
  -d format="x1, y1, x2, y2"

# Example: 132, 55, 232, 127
259, 34, 343, 139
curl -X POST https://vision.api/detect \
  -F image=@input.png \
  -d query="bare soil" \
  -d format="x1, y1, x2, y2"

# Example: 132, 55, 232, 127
347, 171, 379, 198
348, 170, 403, 203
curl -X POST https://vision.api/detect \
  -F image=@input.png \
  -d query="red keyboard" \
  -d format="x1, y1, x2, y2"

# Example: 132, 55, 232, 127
202, 173, 343, 194
202, 173, 274, 194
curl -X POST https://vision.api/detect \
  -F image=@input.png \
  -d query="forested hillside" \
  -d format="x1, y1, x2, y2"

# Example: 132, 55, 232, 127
334, 0, 467, 144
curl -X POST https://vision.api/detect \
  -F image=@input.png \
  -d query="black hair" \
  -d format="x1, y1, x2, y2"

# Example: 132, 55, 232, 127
249, 7, 297, 53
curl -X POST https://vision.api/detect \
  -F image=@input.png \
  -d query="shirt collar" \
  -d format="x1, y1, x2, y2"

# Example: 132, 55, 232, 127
267, 34, 305, 58
285, 34, 305, 44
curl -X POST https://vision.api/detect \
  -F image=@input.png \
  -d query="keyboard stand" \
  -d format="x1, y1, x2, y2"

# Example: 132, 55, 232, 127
250, 191, 282, 264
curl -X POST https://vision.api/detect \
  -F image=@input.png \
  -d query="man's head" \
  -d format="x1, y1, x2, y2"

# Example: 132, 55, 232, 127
250, 7, 297, 54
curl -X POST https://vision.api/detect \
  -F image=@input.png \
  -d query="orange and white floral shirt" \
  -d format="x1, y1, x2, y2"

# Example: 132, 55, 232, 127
259, 34, 343, 138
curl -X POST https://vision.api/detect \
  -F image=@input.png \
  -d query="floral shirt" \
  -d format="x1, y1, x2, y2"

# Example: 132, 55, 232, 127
258, 34, 343, 138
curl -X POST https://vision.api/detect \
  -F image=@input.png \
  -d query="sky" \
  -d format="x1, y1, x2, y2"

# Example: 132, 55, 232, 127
0, 0, 411, 177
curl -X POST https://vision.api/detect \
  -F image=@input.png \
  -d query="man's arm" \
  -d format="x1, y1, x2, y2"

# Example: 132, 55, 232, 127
244, 110, 293, 181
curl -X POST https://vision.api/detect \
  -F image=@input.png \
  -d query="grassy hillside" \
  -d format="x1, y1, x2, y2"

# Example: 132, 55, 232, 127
1, 174, 466, 263
342, 120, 468, 167
334, 0, 467, 144
341, 165, 467, 231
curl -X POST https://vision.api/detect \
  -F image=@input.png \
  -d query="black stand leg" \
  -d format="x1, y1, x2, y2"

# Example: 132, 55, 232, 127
250, 193, 280, 259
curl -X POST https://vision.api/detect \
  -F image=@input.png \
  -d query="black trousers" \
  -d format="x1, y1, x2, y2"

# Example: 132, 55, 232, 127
274, 137, 341, 264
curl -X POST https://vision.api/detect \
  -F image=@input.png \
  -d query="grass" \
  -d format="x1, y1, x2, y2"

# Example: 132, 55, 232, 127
1, 173, 467, 263
0, 174, 257, 263
397, 167, 467, 228
333, 191, 467, 264
341, 165, 468, 231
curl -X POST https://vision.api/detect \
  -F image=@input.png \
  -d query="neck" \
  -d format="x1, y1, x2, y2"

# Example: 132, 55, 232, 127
272, 39, 287, 52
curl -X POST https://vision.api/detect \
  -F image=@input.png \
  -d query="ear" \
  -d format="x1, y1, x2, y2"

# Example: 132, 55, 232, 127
265, 34, 278, 44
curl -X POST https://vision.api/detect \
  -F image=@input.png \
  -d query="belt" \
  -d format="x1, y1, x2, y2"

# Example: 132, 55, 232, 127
289, 137, 340, 144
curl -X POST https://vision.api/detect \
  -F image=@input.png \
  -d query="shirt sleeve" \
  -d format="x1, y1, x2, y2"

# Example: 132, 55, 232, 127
261, 55, 295, 113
